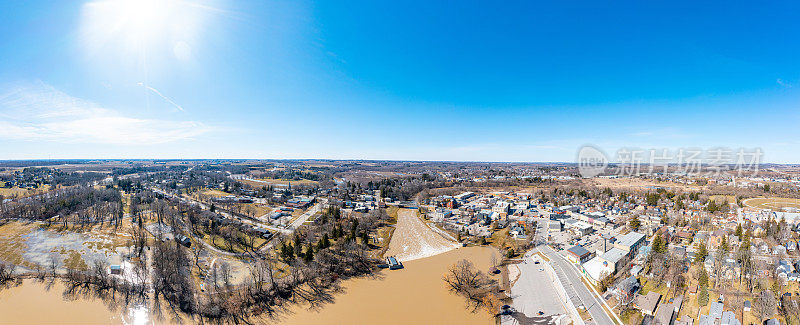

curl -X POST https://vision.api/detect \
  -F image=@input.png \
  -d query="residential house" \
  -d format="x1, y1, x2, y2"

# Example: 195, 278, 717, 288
615, 276, 640, 304
697, 302, 724, 325
654, 302, 675, 325
720, 311, 741, 325
634, 291, 661, 316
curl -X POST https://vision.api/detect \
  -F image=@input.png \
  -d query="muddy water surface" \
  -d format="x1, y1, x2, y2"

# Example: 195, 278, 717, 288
279, 246, 497, 325
0, 280, 123, 324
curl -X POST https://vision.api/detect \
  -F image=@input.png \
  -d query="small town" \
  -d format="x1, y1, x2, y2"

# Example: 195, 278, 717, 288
2, 1, 799, 324
1, 160, 800, 325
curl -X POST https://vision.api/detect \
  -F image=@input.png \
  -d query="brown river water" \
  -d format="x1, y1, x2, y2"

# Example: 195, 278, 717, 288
0, 280, 125, 324
278, 246, 496, 325
0, 246, 495, 324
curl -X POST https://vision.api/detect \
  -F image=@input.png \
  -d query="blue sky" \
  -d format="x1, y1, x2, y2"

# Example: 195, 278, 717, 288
1, 0, 799, 162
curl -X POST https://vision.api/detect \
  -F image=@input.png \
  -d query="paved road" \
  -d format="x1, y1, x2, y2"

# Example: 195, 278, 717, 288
529, 215, 614, 325
288, 202, 322, 230
539, 245, 614, 325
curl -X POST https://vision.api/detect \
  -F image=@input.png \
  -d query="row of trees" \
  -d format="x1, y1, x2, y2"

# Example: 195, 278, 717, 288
0, 186, 123, 227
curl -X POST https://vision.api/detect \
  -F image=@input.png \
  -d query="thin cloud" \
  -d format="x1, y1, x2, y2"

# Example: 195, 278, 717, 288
138, 82, 185, 111
0, 81, 209, 144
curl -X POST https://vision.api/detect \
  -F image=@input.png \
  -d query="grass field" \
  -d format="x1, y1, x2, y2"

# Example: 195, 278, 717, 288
0, 222, 37, 269
239, 178, 319, 188
743, 197, 800, 211
708, 195, 735, 203
0, 185, 50, 198
200, 232, 266, 254
591, 177, 702, 192
201, 189, 232, 198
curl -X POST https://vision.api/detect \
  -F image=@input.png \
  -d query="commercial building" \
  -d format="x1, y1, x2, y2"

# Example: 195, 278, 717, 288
566, 245, 592, 264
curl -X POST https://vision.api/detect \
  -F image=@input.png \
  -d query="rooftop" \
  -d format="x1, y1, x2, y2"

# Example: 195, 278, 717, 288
635, 291, 661, 314
601, 248, 628, 264
654, 302, 674, 325
567, 245, 591, 258
617, 231, 645, 248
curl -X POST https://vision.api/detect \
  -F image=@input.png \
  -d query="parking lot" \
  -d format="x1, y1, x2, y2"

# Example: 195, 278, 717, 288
510, 254, 566, 318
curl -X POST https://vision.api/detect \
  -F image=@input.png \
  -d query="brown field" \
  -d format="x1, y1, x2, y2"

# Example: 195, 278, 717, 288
743, 197, 800, 211
245, 203, 272, 218
709, 195, 736, 204
0, 185, 51, 198
239, 178, 319, 188
590, 177, 702, 192
0, 222, 37, 269
200, 189, 231, 198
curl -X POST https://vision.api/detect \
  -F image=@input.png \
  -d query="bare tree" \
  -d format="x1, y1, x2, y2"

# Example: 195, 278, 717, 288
128, 224, 148, 257
0, 262, 15, 285
443, 259, 499, 314
47, 253, 60, 278
754, 290, 777, 321
191, 245, 205, 270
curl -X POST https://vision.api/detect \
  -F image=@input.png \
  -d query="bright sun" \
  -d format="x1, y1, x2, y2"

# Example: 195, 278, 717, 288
80, 0, 212, 63
115, 0, 173, 36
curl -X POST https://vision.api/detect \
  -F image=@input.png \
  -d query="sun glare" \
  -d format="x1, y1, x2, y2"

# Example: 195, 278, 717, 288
117, 0, 171, 36
80, 0, 212, 65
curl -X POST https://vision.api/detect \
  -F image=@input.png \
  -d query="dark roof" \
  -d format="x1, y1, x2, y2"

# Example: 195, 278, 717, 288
567, 245, 591, 258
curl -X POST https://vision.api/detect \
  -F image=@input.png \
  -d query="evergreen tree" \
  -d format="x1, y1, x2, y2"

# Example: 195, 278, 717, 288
350, 219, 359, 238
698, 285, 709, 306
304, 245, 314, 262
629, 217, 641, 231
652, 235, 667, 254
322, 233, 330, 248
361, 231, 369, 245
699, 267, 709, 288
695, 241, 708, 264
280, 242, 295, 262
720, 236, 729, 253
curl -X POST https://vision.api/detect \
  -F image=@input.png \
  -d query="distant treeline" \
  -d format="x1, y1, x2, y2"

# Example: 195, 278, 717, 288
0, 167, 107, 187
0, 160, 91, 167
111, 165, 186, 176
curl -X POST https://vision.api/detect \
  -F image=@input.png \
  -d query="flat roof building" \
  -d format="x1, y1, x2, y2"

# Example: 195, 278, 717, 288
566, 245, 592, 264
